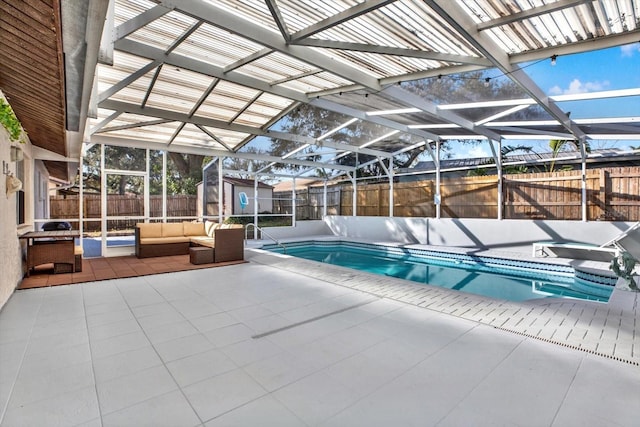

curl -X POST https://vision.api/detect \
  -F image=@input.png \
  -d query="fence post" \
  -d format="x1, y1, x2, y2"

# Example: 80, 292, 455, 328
599, 169, 607, 220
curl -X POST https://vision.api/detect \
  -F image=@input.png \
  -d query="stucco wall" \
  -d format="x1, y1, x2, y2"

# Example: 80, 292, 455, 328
260, 220, 332, 240
324, 216, 428, 244
323, 215, 635, 253
0, 130, 25, 309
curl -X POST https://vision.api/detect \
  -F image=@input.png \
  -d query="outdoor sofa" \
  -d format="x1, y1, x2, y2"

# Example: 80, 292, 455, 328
134, 221, 244, 262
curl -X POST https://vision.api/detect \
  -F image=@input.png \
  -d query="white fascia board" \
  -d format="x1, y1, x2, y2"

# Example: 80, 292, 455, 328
32, 146, 79, 162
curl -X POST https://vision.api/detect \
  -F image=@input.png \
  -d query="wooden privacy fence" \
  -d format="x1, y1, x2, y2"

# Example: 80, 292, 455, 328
50, 195, 197, 231
272, 166, 640, 221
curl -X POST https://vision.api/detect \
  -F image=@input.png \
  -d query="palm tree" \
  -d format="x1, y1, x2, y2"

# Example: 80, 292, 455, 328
467, 144, 534, 176
547, 139, 591, 172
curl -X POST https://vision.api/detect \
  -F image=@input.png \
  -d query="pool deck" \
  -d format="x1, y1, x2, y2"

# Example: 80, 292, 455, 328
0, 242, 638, 426
249, 237, 639, 366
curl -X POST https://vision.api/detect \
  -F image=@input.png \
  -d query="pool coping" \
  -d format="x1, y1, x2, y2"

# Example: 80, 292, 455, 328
246, 238, 639, 365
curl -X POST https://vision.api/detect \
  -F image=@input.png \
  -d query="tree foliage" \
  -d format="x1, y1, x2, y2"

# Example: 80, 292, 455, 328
270, 71, 548, 177
81, 146, 210, 195
270, 104, 424, 177
223, 147, 274, 179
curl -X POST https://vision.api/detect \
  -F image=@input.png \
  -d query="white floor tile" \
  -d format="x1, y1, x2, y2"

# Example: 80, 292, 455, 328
273, 371, 361, 426
203, 323, 255, 348
166, 348, 237, 388
93, 346, 163, 383
145, 320, 199, 344
154, 333, 215, 363
9, 361, 95, 408
243, 350, 322, 392
131, 301, 179, 319
552, 355, 640, 427
182, 368, 267, 422
102, 389, 201, 427
189, 312, 238, 333
220, 337, 284, 367
90, 330, 151, 359
1, 385, 99, 427
2, 257, 639, 427
88, 317, 142, 341
97, 365, 178, 415
204, 395, 305, 427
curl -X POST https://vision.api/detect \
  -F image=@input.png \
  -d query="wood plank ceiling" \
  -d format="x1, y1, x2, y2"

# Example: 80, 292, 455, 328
0, 0, 68, 180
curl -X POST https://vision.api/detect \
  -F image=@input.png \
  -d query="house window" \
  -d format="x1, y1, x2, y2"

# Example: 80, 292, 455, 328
15, 158, 25, 225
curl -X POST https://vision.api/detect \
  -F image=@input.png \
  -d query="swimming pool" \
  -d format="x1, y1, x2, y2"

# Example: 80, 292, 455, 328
263, 241, 616, 302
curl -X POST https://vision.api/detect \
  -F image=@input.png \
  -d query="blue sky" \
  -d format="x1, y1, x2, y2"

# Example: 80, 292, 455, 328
449, 43, 640, 159
531, 43, 640, 99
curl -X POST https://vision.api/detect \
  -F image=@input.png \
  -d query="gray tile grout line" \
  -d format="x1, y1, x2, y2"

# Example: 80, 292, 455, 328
80, 282, 105, 426
100, 276, 207, 425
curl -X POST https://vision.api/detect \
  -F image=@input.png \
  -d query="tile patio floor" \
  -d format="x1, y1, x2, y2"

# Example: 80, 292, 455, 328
0, 249, 638, 426
18, 255, 246, 289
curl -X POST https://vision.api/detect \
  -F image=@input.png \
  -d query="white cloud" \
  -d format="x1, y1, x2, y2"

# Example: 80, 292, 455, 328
620, 43, 640, 57
452, 145, 491, 159
548, 85, 563, 95
547, 78, 610, 95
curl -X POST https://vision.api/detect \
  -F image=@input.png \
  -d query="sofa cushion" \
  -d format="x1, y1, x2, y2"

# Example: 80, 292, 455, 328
183, 221, 206, 236
220, 223, 243, 229
162, 222, 184, 237
140, 236, 190, 245
204, 220, 220, 237
190, 236, 216, 248
137, 223, 163, 238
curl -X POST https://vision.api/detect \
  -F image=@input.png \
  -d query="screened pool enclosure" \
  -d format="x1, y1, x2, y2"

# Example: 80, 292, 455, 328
31, 0, 640, 254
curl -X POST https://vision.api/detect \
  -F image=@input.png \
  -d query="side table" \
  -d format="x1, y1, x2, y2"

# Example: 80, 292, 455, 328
190, 246, 214, 265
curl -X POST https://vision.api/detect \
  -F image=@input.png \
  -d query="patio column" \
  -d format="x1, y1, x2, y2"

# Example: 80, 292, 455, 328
218, 157, 223, 223
253, 176, 259, 237
79, 148, 84, 252
489, 140, 503, 220
580, 136, 587, 221
350, 172, 357, 216
389, 166, 394, 217
292, 177, 297, 226
322, 180, 327, 218
100, 144, 107, 257
435, 141, 441, 219
378, 157, 393, 217
150, 149, 155, 221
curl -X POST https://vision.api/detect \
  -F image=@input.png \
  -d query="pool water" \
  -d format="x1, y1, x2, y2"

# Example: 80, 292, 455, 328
264, 242, 615, 302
